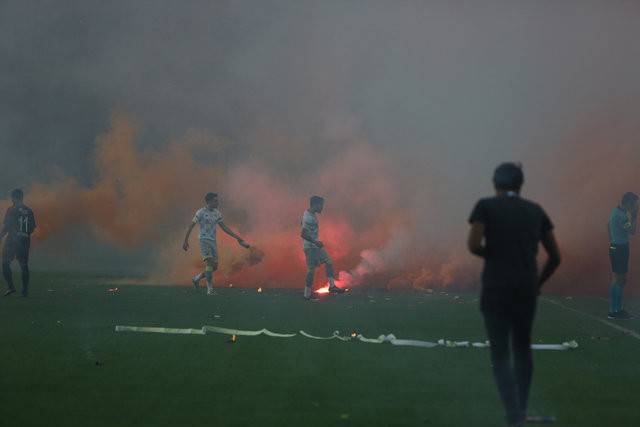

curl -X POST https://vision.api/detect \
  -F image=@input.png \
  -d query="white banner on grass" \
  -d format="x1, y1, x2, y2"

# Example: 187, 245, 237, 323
114, 325, 578, 350
114, 325, 205, 335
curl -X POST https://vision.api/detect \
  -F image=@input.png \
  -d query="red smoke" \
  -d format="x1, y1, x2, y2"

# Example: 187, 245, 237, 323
4, 109, 640, 297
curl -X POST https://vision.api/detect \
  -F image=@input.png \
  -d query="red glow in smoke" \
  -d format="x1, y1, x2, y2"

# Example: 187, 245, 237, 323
11, 110, 640, 296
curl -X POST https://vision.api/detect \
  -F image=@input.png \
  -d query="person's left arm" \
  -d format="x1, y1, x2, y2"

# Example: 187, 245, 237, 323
538, 230, 561, 289
218, 221, 250, 248
30, 209, 36, 233
467, 221, 486, 257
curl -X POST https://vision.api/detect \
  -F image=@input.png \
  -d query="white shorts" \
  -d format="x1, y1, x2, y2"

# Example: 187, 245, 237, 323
199, 239, 218, 263
304, 247, 331, 267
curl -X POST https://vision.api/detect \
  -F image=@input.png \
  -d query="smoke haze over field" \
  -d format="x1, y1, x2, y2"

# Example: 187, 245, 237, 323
2, 1, 640, 294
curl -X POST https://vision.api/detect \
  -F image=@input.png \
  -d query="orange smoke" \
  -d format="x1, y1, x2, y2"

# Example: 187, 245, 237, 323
534, 108, 640, 296
11, 113, 261, 282
6, 108, 640, 297
26, 114, 222, 246
12, 112, 421, 289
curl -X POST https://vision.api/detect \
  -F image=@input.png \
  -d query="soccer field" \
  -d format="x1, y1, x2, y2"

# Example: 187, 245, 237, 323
1, 272, 639, 427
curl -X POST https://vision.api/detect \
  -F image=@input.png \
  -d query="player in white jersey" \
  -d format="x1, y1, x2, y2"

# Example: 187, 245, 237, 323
300, 196, 345, 300
183, 192, 250, 295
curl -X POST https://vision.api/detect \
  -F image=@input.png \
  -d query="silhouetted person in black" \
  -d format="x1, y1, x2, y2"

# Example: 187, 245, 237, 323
468, 163, 561, 427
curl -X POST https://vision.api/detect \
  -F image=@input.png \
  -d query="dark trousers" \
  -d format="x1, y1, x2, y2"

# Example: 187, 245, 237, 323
2, 262, 30, 296
481, 286, 537, 425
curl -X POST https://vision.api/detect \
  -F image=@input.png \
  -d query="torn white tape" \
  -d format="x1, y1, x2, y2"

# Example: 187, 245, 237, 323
299, 330, 350, 341
114, 325, 578, 350
467, 340, 579, 350
203, 325, 296, 338
533, 340, 579, 350
390, 339, 440, 348
114, 325, 205, 335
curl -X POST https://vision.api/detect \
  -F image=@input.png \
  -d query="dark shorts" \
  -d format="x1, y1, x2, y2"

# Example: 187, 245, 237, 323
2, 238, 30, 264
609, 243, 629, 275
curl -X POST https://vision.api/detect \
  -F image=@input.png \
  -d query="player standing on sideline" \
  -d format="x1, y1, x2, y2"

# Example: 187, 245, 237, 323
607, 191, 638, 320
467, 163, 561, 427
1, 189, 37, 297
182, 192, 250, 295
301, 196, 345, 300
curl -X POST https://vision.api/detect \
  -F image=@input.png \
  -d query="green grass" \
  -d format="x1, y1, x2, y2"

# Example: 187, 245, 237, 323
1, 272, 639, 426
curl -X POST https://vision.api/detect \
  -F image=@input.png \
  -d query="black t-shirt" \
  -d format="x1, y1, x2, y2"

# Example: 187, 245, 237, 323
3, 205, 36, 242
469, 195, 553, 289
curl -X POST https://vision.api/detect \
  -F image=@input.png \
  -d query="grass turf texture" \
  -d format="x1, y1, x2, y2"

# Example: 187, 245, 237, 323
1, 272, 639, 427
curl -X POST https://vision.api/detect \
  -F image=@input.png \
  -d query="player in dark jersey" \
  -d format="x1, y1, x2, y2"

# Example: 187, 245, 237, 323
1, 189, 36, 297
468, 163, 561, 427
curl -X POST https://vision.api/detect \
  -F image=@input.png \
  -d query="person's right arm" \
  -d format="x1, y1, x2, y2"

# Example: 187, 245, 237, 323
467, 221, 485, 257
182, 222, 196, 251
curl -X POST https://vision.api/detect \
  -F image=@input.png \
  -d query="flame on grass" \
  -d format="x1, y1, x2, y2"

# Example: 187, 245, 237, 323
314, 281, 349, 295
315, 286, 330, 295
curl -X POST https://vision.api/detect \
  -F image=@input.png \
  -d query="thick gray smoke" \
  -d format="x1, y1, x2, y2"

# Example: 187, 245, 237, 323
2, 1, 640, 294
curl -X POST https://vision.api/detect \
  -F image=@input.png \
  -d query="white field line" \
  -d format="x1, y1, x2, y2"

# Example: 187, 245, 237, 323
543, 298, 640, 340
